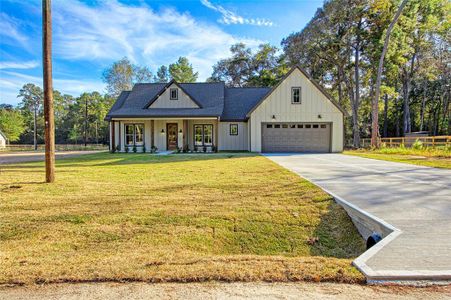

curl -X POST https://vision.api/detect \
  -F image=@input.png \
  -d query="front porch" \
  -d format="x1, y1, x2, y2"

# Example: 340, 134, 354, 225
109, 118, 219, 153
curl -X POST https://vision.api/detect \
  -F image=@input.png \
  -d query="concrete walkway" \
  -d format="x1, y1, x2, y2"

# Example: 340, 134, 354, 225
265, 153, 451, 283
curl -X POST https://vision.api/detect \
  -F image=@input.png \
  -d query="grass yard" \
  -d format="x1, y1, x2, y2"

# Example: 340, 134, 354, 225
0, 153, 365, 285
345, 147, 451, 169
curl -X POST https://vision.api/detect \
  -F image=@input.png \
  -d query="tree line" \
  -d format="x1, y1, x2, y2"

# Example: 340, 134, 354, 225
207, 0, 449, 145
1, 0, 449, 147
0, 56, 199, 146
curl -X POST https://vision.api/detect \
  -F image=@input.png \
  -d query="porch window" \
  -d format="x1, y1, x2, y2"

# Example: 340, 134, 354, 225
194, 124, 213, 146
125, 124, 144, 146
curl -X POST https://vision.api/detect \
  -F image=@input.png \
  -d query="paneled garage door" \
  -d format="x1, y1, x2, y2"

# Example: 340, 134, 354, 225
262, 123, 331, 153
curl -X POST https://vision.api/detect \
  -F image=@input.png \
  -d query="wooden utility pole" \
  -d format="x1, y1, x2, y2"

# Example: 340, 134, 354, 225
43, 0, 55, 182
84, 97, 88, 147
371, 0, 408, 148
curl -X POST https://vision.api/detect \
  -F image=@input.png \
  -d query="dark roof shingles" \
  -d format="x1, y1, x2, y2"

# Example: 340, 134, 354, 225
222, 87, 271, 121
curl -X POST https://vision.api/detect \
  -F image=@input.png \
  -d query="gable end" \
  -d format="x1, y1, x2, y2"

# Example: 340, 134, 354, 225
246, 65, 348, 117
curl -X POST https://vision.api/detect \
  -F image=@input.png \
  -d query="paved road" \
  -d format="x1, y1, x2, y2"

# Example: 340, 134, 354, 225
0, 151, 104, 164
265, 154, 451, 281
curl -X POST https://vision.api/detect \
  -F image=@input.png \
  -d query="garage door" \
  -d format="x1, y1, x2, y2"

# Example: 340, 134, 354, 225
262, 123, 331, 153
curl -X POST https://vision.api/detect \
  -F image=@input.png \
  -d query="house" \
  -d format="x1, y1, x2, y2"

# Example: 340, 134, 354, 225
105, 65, 348, 153
0, 130, 7, 149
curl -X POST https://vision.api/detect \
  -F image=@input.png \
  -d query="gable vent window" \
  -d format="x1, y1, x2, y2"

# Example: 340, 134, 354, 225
292, 87, 301, 104
170, 88, 178, 100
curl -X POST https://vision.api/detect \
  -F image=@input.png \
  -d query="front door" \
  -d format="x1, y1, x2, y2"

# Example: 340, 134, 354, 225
166, 123, 178, 150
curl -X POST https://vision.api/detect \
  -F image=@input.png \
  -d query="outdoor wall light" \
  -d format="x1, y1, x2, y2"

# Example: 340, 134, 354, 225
179, 129, 183, 134
272, 115, 276, 120
161, 129, 165, 134
318, 114, 322, 119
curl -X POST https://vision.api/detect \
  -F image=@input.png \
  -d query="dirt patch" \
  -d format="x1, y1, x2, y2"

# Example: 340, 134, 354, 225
1, 282, 450, 300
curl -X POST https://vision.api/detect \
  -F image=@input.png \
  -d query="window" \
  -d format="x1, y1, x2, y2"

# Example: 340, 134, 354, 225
230, 124, 238, 135
321, 124, 327, 128
194, 124, 213, 146
266, 124, 273, 128
170, 88, 178, 100
297, 124, 303, 128
290, 124, 296, 128
125, 124, 144, 146
313, 124, 319, 128
282, 124, 288, 128
292, 87, 301, 104
305, 124, 311, 129
274, 124, 280, 128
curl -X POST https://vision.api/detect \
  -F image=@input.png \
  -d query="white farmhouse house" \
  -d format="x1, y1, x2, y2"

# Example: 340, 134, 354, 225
105, 65, 348, 153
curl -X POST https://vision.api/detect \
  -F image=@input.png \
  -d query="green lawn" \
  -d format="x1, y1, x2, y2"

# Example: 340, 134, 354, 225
0, 153, 365, 285
345, 147, 451, 169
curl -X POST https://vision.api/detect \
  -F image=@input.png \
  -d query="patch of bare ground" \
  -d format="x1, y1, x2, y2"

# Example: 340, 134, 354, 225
0, 282, 450, 300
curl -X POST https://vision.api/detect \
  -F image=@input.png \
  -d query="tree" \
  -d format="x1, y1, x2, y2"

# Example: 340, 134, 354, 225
155, 65, 169, 83
0, 108, 25, 142
18, 83, 43, 150
102, 57, 153, 97
209, 43, 287, 87
371, 0, 408, 147
168, 57, 198, 83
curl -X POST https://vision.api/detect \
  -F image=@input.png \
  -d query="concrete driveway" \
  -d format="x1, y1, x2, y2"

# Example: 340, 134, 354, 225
265, 153, 451, 283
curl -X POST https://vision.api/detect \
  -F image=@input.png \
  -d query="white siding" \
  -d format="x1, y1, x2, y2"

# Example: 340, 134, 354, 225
218, 122, 248, 151
249, 68, 344, 152
150, 84, 199, 109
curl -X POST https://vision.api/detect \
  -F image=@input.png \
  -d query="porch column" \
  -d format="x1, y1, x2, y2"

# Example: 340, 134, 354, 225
215, 118, 219, 152
183, 120, 188, 149
111, 121, 115, 152
150, 120, 155, 149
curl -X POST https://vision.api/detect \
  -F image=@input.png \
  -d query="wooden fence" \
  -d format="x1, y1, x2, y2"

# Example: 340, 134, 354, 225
361, 136, 451, 148
0, 144, 108, 152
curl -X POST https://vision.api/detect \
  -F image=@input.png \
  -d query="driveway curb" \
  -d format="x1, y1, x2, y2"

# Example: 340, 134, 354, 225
264, 154, 451, 284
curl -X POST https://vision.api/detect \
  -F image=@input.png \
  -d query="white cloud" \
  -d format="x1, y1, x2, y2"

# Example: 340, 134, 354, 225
51, 0, 264, 80
0, 60, 39, 70
0, 12, 30, 48
200, 0, 274, 27
0, 71, 105, 105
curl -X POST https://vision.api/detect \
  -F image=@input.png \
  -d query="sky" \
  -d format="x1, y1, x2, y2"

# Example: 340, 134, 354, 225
0, 0, 323, 105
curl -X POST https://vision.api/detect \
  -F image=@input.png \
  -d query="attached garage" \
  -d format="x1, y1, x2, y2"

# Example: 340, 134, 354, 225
262, 122, 331, 153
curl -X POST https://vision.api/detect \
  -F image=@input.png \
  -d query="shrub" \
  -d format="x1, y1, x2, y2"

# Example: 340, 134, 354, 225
115, 145, 120, 152
412, 139, 423, 150
132, 145, 137, 153
142, 144, 146, 153
125, 146, 129, 153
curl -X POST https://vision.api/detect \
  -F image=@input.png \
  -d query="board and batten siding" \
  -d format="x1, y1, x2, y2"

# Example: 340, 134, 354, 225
249, 68, 344, 152
218, 122, 248, 151
149, 84, 199, 109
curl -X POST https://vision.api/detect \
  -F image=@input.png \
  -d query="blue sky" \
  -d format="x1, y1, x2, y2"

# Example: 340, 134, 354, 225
0, 0, 322, 105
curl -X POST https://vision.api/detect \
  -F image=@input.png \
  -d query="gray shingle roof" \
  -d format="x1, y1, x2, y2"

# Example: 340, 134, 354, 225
105, 82, 269, 121
222, 87, 271, 121
105, 82, 226, 120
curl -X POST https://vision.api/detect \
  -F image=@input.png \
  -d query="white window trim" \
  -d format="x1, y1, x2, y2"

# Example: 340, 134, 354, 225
291, 87, 301, 104
170, 88, 178, 100
124, 123, 144, 146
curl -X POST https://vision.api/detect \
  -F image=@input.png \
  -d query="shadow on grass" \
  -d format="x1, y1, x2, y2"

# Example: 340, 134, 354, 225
51, 152, 260, 168
310, 201, 366, 259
